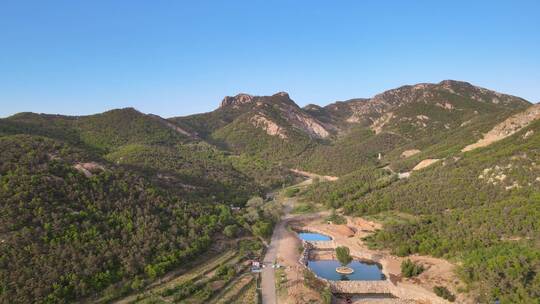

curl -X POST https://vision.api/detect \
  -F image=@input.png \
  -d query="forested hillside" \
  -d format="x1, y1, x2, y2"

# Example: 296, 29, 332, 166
0, 135, 221, 302
301, 116, 540, 302
299, 80, 529, 175
1, 108, 192, 154
0, 108, 294, 303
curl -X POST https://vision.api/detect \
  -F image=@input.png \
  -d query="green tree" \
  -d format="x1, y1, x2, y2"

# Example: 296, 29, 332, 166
433, 286, 455, 302
223, 224, 238, 238
252, 220, 273, 239
335, 246, 352, 266
400, 259, 424, 278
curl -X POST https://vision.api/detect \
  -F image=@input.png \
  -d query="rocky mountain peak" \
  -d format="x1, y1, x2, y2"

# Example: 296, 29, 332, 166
220, 93, 254, 108
272, 91, 290, 98
303, 104, 323, 111
438, 79, 474, 88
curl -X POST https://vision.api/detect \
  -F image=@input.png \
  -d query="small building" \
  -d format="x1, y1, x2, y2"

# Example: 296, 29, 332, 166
251, 260, 262, 272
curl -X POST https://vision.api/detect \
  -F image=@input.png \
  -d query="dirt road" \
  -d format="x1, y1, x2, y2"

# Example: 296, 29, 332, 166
261, 197, 295, 304
261, 221, 279, 304
261, 186, 330, 304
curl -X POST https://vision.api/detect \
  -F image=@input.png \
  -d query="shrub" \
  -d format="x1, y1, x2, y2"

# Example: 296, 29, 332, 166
393, 244, 412, 257
433, 286, 455, 302
215, 264, 235, 279
292, 203, 314, 214
239, 239, 263, 254
223, 224, 239, 238
326, 209, 347, 224
303, 269, 325, 289
321, 287, 332, 304
284, 187, 300, 197
400, 259, 424, 277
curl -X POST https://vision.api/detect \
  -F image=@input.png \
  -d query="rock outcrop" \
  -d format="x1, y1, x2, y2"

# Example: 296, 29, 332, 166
220, 93, 254, 108
250, 114, 287, 139
285, 110, 330, 138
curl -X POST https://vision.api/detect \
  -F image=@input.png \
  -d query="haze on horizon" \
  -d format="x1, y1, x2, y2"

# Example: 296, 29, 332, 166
1, 0, 539, 118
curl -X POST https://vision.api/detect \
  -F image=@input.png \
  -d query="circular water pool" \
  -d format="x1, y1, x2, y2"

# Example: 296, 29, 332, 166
307, 260, 385, 281
297, 232, 332, 241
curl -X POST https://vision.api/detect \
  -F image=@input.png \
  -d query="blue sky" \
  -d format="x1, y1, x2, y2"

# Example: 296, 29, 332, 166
1, 1, 539, 118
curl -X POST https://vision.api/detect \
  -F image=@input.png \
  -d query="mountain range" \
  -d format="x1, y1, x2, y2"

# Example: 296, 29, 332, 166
1, 80, 539, 303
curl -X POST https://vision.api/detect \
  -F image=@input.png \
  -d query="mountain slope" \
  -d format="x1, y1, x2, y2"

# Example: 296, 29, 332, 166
1, 108, 193, 153
463, 103, 540, 152
170, 80, 530, 176
0, 135, 221, 303
301, 106, 540, 302
302, 80, 530, 175
0, 108, 294, 199
170, 92, 335, 164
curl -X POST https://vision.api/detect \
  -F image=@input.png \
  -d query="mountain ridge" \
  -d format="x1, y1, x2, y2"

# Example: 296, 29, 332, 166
173, 79, 530, 141
3, 79, 532, 175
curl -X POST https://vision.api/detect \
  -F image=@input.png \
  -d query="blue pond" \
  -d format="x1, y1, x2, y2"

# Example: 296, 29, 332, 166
307, 260, 386, 281
297, 232, 332, 241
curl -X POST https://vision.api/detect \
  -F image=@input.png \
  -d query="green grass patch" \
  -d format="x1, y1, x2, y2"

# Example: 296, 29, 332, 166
292, 203, 318, 214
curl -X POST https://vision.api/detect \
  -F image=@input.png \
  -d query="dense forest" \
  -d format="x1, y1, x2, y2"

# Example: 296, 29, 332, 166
0, 134, 285, 303
0, 135, 216, 302
0, 108, 293, 303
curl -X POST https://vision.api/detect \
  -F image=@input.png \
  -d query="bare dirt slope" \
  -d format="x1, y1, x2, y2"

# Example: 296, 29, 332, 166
412, 159, 440, 171
463, 103, 540, 152
290, 169, 338, 182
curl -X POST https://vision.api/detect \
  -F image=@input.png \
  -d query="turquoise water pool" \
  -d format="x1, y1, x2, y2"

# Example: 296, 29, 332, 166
307, 260, 385, 281
297, 232, 332, 241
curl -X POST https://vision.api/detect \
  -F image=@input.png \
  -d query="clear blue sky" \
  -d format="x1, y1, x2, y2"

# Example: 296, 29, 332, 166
1, 1, 539, 118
